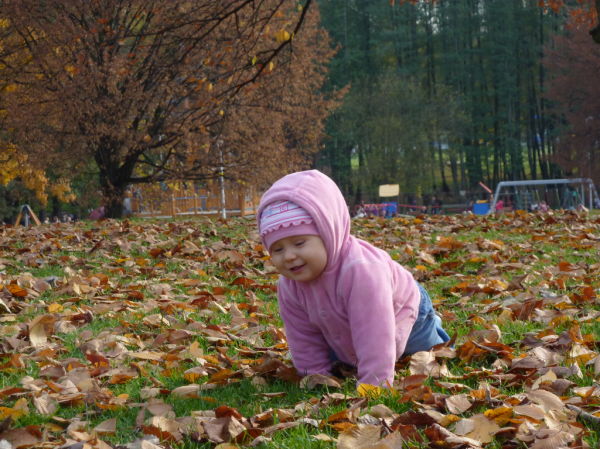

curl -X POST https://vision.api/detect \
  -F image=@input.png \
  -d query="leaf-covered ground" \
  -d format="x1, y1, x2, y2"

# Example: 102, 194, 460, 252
0, 211, 598, 449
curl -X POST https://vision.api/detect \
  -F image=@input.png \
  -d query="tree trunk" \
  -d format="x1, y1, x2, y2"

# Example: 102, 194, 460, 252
99, 172, 127, 219
95, 144, 136, 219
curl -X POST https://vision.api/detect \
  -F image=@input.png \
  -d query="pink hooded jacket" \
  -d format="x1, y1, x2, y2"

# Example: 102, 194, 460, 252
258, 170, 420, 386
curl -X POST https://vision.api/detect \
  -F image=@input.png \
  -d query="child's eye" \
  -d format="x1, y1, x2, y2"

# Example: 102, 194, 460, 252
295, 240, 305, 247
272, 247, 283, 253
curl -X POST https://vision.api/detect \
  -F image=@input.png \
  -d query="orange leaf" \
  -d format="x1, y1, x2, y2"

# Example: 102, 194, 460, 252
6, 283, 27, 297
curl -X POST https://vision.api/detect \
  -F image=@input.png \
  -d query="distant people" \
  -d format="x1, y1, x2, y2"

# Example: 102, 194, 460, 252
495, 199, 504, 213
123, 194, 133, 217
431, 196, 443, 214
385, 202, 397, 218
354, 203, 366, 218
89, 206, 105, 220
408, 196, 418, 213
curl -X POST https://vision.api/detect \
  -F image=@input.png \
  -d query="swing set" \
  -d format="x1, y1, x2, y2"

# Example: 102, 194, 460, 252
490, 178, 599, 213
14, 204, 41, 226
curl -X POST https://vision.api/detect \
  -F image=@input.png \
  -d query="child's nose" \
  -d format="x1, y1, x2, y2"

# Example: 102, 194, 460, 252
283, 248, 296, 261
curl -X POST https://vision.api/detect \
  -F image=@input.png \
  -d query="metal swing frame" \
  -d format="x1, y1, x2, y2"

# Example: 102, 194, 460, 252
489, 178, 599, 213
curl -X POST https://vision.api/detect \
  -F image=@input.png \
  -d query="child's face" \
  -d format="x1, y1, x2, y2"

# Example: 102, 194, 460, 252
269, 235, 327, 282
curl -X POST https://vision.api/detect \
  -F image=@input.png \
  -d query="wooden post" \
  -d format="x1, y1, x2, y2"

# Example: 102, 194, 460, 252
239, 189, 246, 217
170, 195, 176, 218
193, 194, 199, 216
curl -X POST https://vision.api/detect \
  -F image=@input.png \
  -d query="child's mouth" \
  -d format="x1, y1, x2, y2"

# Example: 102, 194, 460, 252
290, 264, 305, 273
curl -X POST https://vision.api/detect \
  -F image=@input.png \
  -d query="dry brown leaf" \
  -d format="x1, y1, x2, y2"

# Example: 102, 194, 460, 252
369, 404, 395, 419
445, 394, 473, 414
202, 416, 247, 443
94, 418, 117, 435
530, 428, 575, 449
425, 423, 482, 448
526, 389, 566, 413
299, 373, 342, 389
145, 416, 183, 442
33, 394, 58, 415
147, 401, 175, 418
28, 314, 56, 347
0, 426, 43, 448
171, 384, 200, 399
408, 350, 452, 377
314, 433, 337, 442
454, 414, 501, 444
129, 351, 165, 361
337, 424, 381, 449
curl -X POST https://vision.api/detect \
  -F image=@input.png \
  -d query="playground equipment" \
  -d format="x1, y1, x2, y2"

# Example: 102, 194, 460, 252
490, 178, 599, 213
14, 204, 41, 226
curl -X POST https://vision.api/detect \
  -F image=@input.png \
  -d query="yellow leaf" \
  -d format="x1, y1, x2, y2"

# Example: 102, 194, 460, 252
184, 371, 202, 383
64, 64, 77, 75
251, 55, 258, 65
484, 406, 513, 425
357, 383, 384, 398
14, 398, 29, 413
48, 303, 63, 313
274, 29, 291, 43
440, 414, 461, 426
0, 401, 27, 420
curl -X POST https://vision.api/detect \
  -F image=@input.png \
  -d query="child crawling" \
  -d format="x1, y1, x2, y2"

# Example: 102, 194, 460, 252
257, 170, 450, 387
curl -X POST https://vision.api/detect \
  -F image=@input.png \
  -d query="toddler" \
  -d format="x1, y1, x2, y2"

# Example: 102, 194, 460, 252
257, 170, 449, 387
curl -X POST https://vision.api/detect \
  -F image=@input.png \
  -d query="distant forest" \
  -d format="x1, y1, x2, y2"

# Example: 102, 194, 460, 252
315, 0, 599, 204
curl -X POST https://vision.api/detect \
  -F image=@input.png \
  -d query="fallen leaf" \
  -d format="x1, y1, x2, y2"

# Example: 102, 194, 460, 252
94, 417, 117, 435
300, 374, 341, 389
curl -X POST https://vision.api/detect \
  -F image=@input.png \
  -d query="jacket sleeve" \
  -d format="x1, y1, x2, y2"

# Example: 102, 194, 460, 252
278, 281, 332, 376
341, 261, 399, 387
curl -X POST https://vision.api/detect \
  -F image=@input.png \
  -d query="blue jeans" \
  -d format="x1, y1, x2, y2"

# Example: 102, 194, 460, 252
403, 283, 450, 355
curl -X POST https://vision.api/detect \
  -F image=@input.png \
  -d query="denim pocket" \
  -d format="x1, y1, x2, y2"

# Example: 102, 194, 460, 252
415, 283, 435, 322
403, 283, 449, 356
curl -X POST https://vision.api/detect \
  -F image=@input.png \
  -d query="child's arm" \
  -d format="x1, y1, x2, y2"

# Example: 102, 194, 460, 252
343, 261, 415, 387
278, 284, 333, 376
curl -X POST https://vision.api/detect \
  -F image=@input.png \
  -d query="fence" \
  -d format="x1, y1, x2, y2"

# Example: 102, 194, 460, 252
130, 183, 260, 218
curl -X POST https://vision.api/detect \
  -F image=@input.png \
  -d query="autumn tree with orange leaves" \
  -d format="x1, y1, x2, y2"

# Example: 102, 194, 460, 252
0, 0, 337, 218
